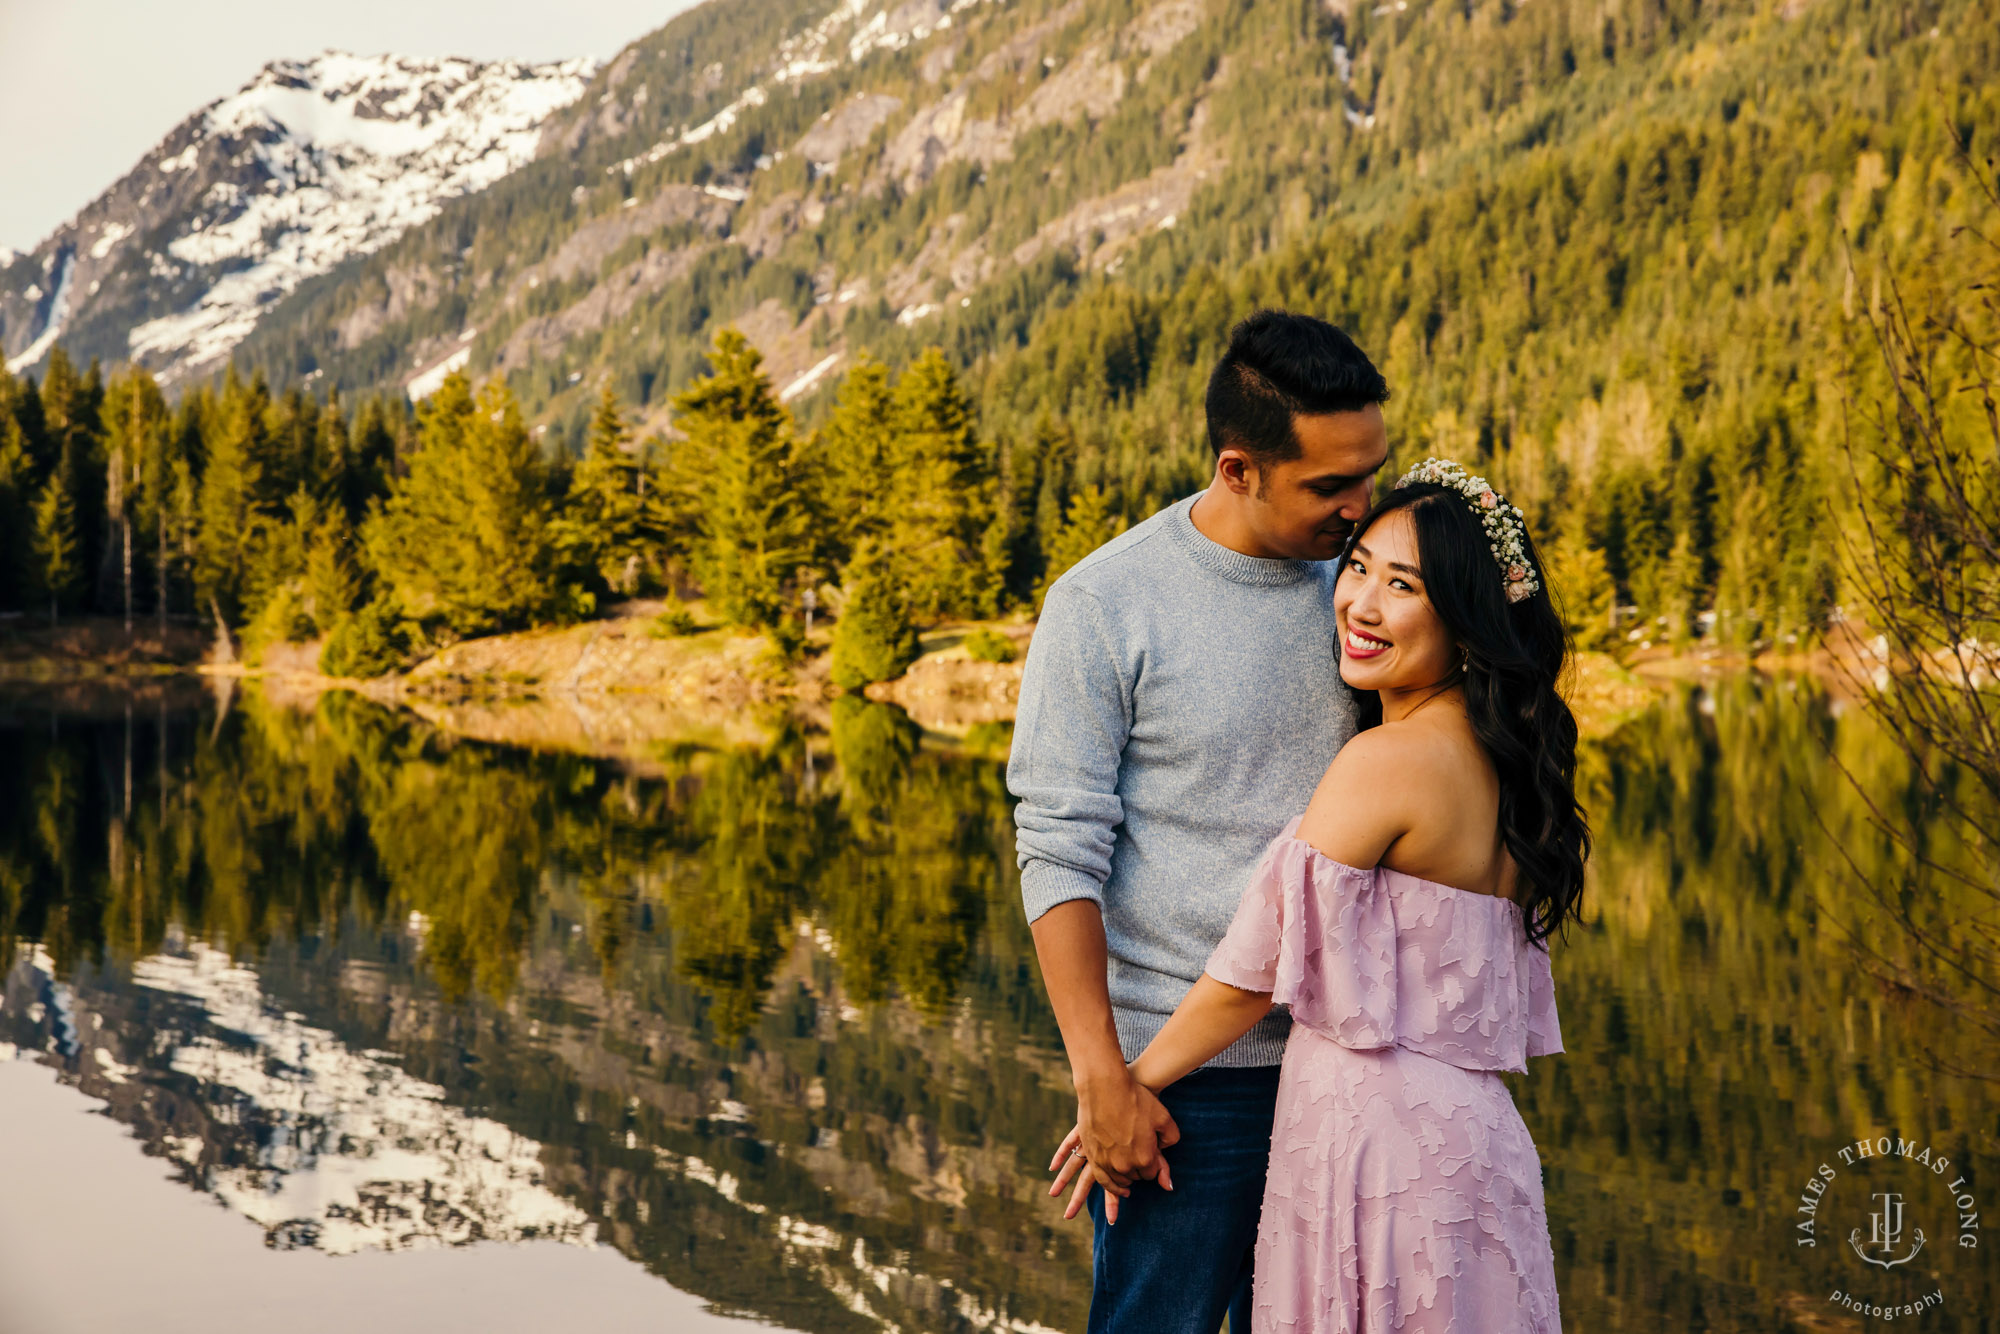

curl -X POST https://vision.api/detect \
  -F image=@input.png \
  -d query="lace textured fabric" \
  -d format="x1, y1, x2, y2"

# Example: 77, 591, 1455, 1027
1203, 815, 1565, 1333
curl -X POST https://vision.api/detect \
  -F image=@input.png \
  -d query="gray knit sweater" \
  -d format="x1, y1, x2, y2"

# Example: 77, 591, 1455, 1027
1009, 490, 1359, 1067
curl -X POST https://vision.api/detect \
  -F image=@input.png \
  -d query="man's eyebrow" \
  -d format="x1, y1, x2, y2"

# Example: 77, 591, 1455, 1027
1301, 458, 1388, 486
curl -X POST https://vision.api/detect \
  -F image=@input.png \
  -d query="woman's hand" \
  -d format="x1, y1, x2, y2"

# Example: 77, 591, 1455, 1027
1048, 1122, 1174, 1224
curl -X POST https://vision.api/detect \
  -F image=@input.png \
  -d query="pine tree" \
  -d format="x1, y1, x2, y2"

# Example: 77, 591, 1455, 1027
0, 414, 34, 612
160, 457, 199, 626
4, 367, 54, 480
344, 395, 401, 524
988, 420, 1052, 610
831, 547, 922, 688
554, 385, 655, 596
100, 367, 164, 631
141, 395, 201, 632
315, 391, 382, 522
363, 373, 577, 637
241, 488, 324, 656
885, 349, 999, 620
304, 502, 362, 635
669, 330, 810, 631
814, 356, 896, 566
1661, 529, 1705, 648
1035, 485, 1124, 611
319, 597, 417, 679
195, 378, 267, 626
32, 471, 80, 624
1712, 483, 1774, 650
1546, 507, 1618, 652
40, 348, 105, 614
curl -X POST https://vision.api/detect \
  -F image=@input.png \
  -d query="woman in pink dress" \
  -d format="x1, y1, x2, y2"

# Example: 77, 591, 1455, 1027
1050, 458, 1587, 1332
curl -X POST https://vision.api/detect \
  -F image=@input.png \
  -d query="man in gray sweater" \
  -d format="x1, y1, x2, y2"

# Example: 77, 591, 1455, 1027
1010, 311, 1390, 1332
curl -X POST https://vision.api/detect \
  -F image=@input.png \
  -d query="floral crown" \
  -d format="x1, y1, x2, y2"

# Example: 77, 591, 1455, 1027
1393, 457, 1541, 603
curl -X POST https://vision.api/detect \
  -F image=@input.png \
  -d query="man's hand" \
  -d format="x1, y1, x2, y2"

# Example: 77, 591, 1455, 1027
1048, 1080, 1178, 1225
1076, 1066, 1179, 1190
1027, 901, 1179, 1222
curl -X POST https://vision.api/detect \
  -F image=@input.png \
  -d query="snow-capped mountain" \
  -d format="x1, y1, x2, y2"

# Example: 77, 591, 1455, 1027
1, 51, 596, 382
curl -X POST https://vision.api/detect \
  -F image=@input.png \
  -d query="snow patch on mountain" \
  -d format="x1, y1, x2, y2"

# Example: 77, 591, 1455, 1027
88, 222, 133, 259
607, 0, 998, 178
6, 252, 75, 376
406, 344, 472, 400
126, 51, 596, 378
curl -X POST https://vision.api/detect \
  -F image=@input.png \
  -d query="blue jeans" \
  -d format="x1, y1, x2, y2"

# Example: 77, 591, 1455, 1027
1085, 1064, 1280, 1334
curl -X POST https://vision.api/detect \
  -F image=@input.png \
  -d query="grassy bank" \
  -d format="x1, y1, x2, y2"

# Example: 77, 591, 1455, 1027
1, 609, 1736, 757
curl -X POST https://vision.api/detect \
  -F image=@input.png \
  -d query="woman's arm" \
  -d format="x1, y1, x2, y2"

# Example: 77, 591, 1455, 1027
1127, 975, 1275, 1093
1049, 973, 1273, 1220
1127, 728, 1420, 1094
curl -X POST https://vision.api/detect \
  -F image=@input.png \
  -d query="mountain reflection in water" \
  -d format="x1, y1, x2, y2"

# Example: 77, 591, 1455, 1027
0, 681, 1992, 1334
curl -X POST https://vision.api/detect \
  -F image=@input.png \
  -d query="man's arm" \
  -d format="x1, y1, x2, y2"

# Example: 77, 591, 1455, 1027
1009, 582, 1177, 1188
1048, 966, 1269, 1215
1029, 901, 1179, 1190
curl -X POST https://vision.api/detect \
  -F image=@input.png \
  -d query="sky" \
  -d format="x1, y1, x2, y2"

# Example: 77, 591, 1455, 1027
0, 0, 704, 254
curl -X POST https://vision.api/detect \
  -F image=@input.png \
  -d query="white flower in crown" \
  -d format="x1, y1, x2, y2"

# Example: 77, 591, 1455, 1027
1392, 456, 1542, 603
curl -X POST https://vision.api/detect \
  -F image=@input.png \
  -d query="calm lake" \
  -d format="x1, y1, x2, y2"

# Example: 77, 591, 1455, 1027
0, 678, 1992, 1333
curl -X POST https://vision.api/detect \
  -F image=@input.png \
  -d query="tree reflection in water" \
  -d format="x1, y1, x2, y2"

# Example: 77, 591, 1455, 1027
0, 679, 1992, 1333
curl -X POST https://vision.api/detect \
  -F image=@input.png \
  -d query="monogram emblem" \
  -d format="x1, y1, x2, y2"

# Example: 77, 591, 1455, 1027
1849, 1190, 1925, 1269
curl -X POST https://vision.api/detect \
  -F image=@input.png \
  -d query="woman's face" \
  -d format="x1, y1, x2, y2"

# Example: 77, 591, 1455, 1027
1333, 508, 1459, 693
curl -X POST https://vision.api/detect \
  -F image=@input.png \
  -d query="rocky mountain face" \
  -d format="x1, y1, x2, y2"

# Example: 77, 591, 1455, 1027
4, 0, 1249, 424
2, 0, 1903, 459
226, 0, 1235, 430
0, 52, 596, 384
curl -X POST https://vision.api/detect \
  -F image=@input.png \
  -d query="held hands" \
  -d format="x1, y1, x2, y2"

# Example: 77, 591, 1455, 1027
1045, 1067, 1177, 1225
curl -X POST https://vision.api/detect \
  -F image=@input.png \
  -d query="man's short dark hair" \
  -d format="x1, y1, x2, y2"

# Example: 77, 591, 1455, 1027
1204, 310, 1389, 461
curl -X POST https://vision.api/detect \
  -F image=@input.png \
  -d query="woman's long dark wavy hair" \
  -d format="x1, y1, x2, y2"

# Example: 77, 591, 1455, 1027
1339, 481, 1590, 948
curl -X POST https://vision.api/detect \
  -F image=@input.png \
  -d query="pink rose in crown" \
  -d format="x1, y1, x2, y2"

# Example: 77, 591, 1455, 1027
1507, 564, 1527, 581
1479, 491, 1499, 508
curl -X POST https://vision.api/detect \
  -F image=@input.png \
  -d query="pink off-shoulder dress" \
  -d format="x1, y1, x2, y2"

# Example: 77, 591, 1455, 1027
1203, 815, 1565, 1334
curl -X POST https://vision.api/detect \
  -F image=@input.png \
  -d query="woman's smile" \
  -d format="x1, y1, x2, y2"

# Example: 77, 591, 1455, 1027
1343, 626, 1391, 658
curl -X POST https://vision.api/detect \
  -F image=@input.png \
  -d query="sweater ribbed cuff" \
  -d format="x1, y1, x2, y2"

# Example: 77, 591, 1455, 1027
1020, 860, 1106, 923
1114, 1004, 1291, 1068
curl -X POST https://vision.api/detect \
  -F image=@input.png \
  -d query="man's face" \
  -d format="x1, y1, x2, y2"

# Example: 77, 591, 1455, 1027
1240, 404, 1390, 561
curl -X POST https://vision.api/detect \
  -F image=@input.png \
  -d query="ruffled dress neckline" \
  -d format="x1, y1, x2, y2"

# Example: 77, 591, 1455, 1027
1203, 813, 1563, 1076
1272, 813, 1523, 915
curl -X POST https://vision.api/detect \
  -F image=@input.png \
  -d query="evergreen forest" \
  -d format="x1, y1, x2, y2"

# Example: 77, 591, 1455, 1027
0, 0, 1993, 672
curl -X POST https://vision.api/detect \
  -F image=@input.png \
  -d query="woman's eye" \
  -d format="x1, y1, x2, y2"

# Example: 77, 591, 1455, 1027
1346, 558, 1365, 574
1390, 577, 1412, 592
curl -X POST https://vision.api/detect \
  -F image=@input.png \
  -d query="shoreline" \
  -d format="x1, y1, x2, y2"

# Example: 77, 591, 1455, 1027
0, 612, 1888, 761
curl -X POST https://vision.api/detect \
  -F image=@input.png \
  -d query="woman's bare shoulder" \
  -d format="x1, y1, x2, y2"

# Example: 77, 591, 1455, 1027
1299, 717, 1490, 864
1322, 717, 1461, 779
1297, 723, 1427, 864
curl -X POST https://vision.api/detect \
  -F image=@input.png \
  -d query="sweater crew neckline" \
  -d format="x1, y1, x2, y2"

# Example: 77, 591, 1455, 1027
1167, 492, 1315, 587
